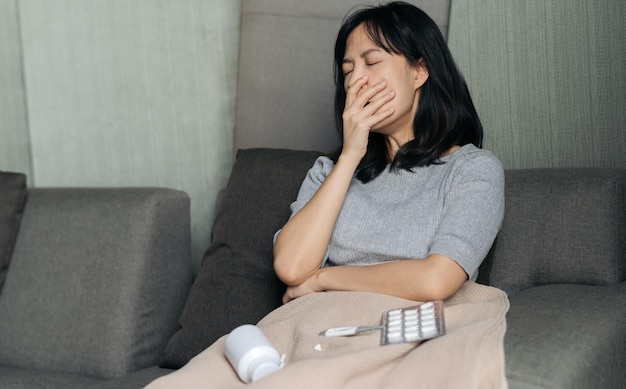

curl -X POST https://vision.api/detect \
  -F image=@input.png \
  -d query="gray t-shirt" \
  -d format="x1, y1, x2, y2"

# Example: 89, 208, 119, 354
278, 144, 505, 281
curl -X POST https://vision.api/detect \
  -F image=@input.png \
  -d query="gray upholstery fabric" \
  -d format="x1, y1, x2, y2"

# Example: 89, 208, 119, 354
235, 0, 451, 153
486, 168, 626, 296
0, 188, 192, 379
91, 366, 174, 389
0, 171, 27, 293
0, 366, 102, 389
161, 148, 322, 368
505, 283, 626, 389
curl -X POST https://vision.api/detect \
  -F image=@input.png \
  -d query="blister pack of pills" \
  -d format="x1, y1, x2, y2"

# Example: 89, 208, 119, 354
379, 300, 445, 345
319, 300, 446, 345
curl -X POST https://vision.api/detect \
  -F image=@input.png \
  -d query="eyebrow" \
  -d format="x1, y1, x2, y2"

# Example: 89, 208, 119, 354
342, 48, 384, 64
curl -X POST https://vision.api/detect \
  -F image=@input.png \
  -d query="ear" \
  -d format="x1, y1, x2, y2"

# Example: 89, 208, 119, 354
413, 59, 429, 90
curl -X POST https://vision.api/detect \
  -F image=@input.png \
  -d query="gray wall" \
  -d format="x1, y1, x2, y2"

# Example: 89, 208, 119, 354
0, 0, 242, 269
448, 0, 625, 169
0, 0, 31, 176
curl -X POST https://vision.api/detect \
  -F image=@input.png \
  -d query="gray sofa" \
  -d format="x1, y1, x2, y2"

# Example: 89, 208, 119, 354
1, 152, 624, 389
124, 150, 625, 389
173, 150, 626, 389
0, 181, 192, 388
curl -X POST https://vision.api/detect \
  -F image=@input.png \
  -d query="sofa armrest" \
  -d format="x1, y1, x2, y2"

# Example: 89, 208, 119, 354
484, 168, 626, 296
0, 188, 192, 379
504, 282, 626, 388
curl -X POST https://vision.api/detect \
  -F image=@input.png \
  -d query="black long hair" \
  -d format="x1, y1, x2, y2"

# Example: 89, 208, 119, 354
333, 1, 483, 183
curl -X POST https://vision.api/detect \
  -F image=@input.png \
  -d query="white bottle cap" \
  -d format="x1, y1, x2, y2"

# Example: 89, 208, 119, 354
247, 352, 282, 381
224, 325, 283, 383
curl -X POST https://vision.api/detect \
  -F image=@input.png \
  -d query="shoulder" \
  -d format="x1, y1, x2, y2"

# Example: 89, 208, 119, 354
444, 144, 504, 182
446, 144, 502, 168
306, 156, 336, 181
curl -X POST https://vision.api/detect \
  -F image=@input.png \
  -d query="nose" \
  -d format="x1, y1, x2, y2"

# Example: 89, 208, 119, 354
344, 63, 371, 92
350, 62, 368, 81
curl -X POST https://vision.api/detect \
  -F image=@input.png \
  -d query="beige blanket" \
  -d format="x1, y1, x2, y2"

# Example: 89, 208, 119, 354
147, 282, 509, 389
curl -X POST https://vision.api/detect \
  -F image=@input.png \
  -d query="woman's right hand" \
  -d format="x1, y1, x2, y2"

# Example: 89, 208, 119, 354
341, 75, 395, 162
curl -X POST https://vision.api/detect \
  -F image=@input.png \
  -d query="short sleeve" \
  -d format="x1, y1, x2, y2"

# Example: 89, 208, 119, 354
273, 156, 335, 256
429, 151, 505, 280
286, 156, 335, 218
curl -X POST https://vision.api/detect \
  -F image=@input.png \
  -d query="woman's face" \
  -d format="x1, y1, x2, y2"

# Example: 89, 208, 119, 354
341, 23, 427, 140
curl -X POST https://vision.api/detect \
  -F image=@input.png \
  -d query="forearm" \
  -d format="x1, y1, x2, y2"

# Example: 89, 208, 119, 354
274, 154, 361, 285
276, 77, 395, 286
311, 255, 468, 301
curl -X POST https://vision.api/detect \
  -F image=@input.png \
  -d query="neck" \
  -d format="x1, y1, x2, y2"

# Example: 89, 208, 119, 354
385, 132, 414, 161
386, 143, 462, 162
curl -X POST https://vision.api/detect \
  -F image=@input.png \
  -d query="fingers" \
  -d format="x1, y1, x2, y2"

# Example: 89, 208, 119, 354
344, 85, 395, 128
344, 76, 368, 109
346, 77, 386, 109
341, 77, 395, 160
282, 287, 295, 304
282, 282, 318, 304
363, 89, 395, 117
346, 75, 368, 96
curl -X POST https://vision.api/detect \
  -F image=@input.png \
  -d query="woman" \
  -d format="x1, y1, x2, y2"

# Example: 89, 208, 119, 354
274, 1, 504, 304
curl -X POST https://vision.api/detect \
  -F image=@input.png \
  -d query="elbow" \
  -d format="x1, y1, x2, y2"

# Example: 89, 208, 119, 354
419, 281, 459, 301
273, 250, 310, 286
414, 255, 468, 301
273, 257, 298, 286
273, 238, 296, 285
273, 238, 325, 285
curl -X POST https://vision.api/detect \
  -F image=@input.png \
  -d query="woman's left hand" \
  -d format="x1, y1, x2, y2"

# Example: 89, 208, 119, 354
282, 275, 321, 304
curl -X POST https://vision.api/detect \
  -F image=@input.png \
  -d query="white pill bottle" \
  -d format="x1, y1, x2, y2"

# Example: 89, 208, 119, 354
224, 324, 285, 383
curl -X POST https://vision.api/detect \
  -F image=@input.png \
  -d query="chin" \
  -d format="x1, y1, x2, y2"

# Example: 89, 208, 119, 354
371, 114, 396, 133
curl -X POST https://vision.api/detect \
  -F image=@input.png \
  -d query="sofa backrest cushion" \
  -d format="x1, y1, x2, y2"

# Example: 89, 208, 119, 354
161, 148, 322, 368
0, 171, 27, 294
0, 188, 192, 379
234, 0, 450, 153
485, 168, 626, 296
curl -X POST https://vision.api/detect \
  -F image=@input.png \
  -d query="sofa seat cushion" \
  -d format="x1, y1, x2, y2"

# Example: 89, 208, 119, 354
505, 283, 626, 389
0, 366, 103, 389
161, 148, 322, 368
91, 366, 175, 388
0, 171, 27, 293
